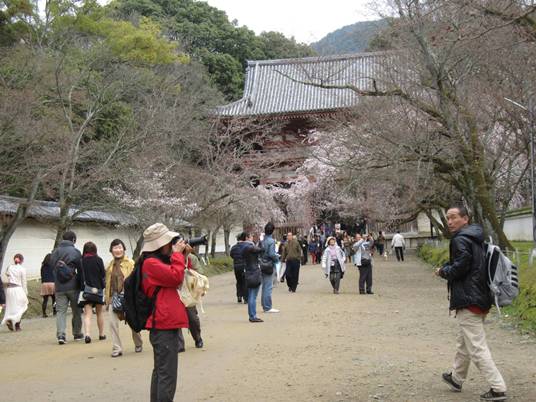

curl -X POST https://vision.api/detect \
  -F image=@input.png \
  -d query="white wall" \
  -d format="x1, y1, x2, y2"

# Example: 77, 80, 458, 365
2, 219, 138, 279
199, 227, 243, 255
504, 214, 532, 241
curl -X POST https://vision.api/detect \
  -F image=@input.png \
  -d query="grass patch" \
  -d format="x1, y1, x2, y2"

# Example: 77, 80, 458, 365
2, 256, 234, 321
202, 256, 234, 276
503, 242, 536, 334
418, 241, 536, 334
417, 241, 449, 267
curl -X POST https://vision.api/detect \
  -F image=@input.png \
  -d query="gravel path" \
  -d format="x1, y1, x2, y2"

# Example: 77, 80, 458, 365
1, 255, 535, 401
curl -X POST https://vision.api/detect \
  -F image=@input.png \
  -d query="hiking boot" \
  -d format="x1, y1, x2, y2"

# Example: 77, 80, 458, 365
442, 372, 462, 392
480, 389, 507, 401
58, 336, 66, 345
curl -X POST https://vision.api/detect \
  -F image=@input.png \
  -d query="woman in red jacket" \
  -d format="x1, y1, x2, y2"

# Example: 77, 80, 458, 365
139, 223, 191, 402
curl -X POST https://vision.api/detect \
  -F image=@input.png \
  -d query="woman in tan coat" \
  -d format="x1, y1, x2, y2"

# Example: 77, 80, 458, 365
105, 239, 142, 357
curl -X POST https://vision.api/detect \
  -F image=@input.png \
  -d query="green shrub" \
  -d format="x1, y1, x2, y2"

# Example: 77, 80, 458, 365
418, 243, 449, 267
203, 255, 234, 276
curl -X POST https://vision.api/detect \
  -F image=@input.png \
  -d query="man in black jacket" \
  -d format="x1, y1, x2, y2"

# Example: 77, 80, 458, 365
435, 206, 507, 401
230, 233, 249, 304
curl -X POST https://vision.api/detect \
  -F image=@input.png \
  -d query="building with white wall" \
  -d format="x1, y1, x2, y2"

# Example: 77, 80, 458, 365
1, 196, 140, 279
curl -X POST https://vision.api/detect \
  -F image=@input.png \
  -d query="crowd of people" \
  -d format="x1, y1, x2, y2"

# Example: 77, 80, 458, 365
1, 213, 509, 402
228, 225, 407, 313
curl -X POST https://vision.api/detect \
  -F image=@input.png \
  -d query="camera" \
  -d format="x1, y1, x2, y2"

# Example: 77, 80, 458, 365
172, 234, 208, 247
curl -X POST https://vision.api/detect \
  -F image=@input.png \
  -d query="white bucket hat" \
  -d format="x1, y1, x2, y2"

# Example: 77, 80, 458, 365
141, 223, 181, 253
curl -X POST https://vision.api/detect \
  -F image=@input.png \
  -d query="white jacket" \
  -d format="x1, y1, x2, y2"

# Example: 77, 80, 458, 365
321, 246, 346, 275
391, 233, 405, 248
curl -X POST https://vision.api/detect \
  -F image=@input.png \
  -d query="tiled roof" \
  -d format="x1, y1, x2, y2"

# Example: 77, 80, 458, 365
216, 51, 394, 117
0, 196, 136, 226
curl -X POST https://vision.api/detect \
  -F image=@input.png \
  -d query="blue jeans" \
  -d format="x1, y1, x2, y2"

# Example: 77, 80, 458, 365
261, 273, 273, 311
248, 286, 260, 320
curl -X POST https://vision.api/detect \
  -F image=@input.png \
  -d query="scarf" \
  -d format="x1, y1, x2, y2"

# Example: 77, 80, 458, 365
111, 257, 125, 294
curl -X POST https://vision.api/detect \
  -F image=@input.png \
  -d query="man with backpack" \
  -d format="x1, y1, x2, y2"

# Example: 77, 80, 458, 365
137, 223, 190, 402
50, 231, 83, 345
435, 206, 507, 401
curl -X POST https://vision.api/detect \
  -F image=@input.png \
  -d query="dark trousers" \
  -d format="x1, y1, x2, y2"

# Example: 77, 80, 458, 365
150, 329, 180, 402
286, 259, 301, 292
358, 263, 373, 293
234, 268, 248, 301
376, 244, 385, 256
183, 306, 201, 343
395, 247, 404, 261
330, 271, 342, 291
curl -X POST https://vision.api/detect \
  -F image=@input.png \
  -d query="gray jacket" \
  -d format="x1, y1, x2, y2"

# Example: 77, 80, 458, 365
50, 240, 82, 293
352, 239, 373, 266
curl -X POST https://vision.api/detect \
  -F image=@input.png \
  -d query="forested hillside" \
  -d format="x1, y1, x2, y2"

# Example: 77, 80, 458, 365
112, 0, 316, 100
311, 19, 387, 55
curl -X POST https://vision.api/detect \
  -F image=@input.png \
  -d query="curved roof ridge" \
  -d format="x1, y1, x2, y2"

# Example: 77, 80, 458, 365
246, 50, 393, 67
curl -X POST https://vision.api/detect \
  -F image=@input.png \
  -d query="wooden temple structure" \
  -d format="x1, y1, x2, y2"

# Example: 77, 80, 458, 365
216, 52, 390, 184
215, 52, 391, 230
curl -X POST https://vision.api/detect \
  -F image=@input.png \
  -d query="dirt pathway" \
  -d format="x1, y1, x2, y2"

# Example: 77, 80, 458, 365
1, 255, 535, 402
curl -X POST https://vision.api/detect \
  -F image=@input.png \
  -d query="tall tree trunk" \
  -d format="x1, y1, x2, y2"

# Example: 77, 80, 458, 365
204, 230, 211, 260
54, 199, 72, 248
0, 176, 41, 270
223, 223, 231, 256
424, 209, 449, 239
132, 232, 144, 260
210, 225, 221, 258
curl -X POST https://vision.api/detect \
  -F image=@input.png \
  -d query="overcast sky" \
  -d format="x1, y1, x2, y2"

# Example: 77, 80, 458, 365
203, 0, 382, 44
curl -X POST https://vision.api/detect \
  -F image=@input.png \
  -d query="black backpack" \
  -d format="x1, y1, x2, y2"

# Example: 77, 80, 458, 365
55, 260, 76, 284
123, 257, 160, 332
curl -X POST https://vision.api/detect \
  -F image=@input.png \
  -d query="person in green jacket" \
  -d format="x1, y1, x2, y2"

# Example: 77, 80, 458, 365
281, 232, 303, 292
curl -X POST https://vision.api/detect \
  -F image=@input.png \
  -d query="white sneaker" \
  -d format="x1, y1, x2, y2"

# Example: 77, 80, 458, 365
265, 308, 280, 313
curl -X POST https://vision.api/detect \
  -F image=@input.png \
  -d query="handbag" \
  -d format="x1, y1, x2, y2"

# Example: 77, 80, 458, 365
259, 257, 274, 275
245, 268, 262, 288
111, 292, 125, 313
83, 285, 104, 303
259, 240, 274, 275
